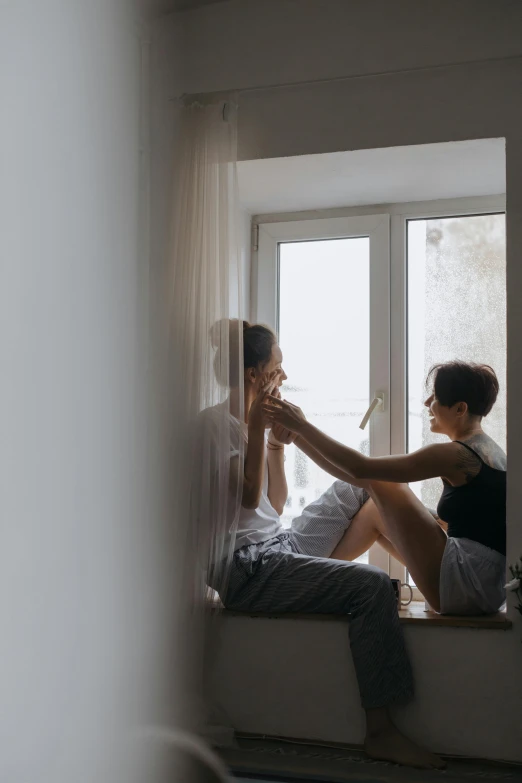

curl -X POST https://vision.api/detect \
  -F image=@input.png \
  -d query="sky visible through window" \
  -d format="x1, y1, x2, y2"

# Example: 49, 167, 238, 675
278, 237, 370, 563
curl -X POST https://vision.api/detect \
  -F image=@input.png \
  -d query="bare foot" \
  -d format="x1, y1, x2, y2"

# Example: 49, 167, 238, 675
365, 725, 446, 769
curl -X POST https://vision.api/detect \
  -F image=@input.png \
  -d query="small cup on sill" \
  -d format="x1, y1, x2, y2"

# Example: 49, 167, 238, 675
390, 579, 413, 609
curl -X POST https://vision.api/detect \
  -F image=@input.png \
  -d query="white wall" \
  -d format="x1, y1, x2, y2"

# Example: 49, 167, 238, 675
0, 2, 183, 780
150, 12, 253, 326
153, 0, 522, 762
210, 614, 521, 761
238, 208, 252, 318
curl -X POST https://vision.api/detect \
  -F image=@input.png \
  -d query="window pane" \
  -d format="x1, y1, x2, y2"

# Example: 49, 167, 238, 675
407, 213, 506, 516
278, 238, 370, 563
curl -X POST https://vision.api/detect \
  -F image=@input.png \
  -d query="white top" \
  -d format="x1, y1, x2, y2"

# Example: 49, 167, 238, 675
197, 403, 283, 553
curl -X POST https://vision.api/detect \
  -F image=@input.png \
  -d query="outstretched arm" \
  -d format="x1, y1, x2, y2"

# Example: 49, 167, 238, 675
263, 396, 460, 484
295, 436, 369, 488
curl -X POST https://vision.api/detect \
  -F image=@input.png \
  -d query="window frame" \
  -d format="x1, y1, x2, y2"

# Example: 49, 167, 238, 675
391, 197, 505, 597
255, 214, 391, 572
253, 195, 506, 592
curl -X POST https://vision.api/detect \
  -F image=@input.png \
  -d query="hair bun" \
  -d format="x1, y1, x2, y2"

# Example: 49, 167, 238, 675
209, 318, 225, 349
210, 318, 249, 348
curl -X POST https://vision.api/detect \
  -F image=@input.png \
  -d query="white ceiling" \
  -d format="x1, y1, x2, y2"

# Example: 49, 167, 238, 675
238, 139, 505, 216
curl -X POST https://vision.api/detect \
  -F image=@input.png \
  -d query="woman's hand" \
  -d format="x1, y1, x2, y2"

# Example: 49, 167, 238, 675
267, 385, 296, 445
263, 396, 308, 434
248, 373, 280, 432
269, 422, 297, 446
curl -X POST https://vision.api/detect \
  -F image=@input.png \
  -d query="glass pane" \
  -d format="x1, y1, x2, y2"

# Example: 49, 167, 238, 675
407, 212, 506, 513
278, 238, 370, 564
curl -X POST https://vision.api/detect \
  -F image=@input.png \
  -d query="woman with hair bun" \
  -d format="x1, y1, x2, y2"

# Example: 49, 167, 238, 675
264, 361, 507, 617
201, 319, 445, 770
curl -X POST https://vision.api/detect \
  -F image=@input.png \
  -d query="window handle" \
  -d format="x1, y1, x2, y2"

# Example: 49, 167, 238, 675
359, 394, 385, 430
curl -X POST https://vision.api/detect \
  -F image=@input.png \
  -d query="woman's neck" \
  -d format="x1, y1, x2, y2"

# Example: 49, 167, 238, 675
449, 420, 484, 442
229, 385, 255, 424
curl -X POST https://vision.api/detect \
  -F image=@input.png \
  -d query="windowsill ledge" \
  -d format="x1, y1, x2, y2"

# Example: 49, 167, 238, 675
398, 601, 511, 628
211, 600, 511, 630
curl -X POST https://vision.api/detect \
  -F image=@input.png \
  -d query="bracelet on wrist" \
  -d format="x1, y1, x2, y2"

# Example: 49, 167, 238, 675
267, 441, 284, 450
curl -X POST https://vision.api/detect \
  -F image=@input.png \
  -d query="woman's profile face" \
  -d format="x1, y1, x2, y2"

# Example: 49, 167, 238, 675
255, 343, 287, 391
424, 391, 458, 435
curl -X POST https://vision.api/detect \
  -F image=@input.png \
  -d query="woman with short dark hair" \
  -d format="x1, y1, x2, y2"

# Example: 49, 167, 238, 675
264, 361, 507, 616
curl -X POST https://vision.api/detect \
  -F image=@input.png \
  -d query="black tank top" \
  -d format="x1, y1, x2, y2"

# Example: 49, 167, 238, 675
436, 441, 506, 555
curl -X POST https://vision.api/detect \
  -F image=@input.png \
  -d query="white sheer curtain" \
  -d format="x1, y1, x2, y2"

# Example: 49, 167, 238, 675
166, 96, 244, 746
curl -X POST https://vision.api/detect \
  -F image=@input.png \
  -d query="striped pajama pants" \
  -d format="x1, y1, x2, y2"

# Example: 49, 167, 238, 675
223, 481, 414, 710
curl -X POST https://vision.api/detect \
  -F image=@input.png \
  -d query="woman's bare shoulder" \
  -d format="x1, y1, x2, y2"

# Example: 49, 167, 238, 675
460, 433, 507, 471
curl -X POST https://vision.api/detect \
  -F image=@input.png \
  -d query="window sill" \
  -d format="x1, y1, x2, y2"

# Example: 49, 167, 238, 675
398, 601, 511, 628
213, 600, 511, 630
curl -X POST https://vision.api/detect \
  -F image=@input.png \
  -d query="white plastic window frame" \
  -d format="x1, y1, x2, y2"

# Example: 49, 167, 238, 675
252, 195, 506, 592
254, 214, 390, 572
390, 195, 505, 598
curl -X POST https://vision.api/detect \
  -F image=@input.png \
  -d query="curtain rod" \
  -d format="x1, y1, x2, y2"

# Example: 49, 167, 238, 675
171, 53, 522, 103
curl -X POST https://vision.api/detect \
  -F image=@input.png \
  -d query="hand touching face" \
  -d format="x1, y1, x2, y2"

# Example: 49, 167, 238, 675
262, 396, 307, 434
248, 373, 281, 431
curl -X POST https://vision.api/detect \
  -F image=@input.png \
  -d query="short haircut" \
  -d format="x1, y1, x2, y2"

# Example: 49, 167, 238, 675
426, 361, 499, 417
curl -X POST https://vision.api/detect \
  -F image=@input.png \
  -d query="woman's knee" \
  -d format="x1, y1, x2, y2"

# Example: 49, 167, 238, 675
367, 481, 410, 503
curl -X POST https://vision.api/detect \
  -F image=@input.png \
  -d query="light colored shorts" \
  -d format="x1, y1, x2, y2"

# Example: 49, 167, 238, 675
439, 537, 506, 615
290, 481, 369, 558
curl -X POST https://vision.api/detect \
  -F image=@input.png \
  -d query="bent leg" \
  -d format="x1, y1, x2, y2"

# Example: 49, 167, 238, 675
330, 496, 381, 560
367, 482, 447, 612
224, 539, 443, 768
331, 497, 406, 565
332, 485, 446, 609
225, 545, 413, 709
376, 534, 406, 566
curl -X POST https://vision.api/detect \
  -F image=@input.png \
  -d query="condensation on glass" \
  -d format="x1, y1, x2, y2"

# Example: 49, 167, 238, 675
278, 238, 370, 563
407, 213, 506, 513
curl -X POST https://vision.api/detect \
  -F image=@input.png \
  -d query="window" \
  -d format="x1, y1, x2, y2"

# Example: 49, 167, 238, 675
406, 212, 506, 593
256, 215, 390, 571
254, 198, 506, 588
278, 238, 370, 561
407, 213, 506, 508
